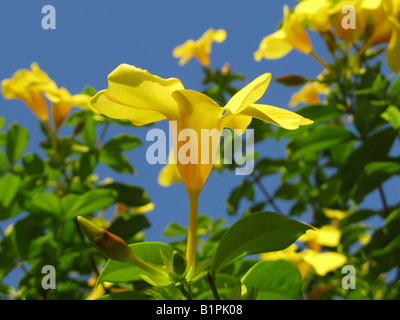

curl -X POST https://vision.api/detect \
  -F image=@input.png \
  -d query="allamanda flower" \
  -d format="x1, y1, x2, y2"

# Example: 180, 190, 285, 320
1, 63, 57, 122
45, 87, 92, 130
91, 63, 313, 273
254, 5, 313, 61
173, 28, 227, 67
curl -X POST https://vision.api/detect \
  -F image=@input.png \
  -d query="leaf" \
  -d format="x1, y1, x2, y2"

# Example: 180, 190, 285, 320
76, 150, 99, 180
62, 189, 116, 219
97, 242, 176, 285
211, 211, 312, 276
225, 178, 254, 215
381, 105, 400, 130
80, 113, 96, 148
287, 126, 355, 161
0, 175, 21, 220
101, 182, 150, 207
29, 193, 62, 216
339, 128, 397, 199
22, 153, 44, 175
241, 260, 303, 300
6, 123, 29, 165
107, 214, 151, 242
102, 134, 142, 152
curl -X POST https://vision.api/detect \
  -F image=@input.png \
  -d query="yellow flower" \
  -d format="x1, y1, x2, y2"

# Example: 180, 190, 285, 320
158, 149, 182, 187
91, 63, 313, 272
254, 5, 313, 61
261, 226, 347, 278
289, 81, 330, 108
302, 250, 347, 277
1, 63, 58, 122
331, 0, 400, 71
173, 28, 227, 66
294, 0, 333, 33
45, 87, 92, 130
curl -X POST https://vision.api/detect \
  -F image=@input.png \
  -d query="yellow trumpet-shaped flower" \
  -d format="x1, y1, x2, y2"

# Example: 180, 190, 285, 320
294, 0, 333, 33
254, 5, 313, 61
173, 28, 227, 67
289, 81, 330, 108
1, 63, 58, 122
91, 63, 313, 272
45, 87, 92, 130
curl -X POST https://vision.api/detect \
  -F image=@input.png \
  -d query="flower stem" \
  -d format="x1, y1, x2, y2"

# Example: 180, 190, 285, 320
186, 190, 200, 274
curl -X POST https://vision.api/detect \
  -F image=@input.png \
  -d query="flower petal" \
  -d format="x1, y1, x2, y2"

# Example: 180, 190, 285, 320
92, 64, 184, 121
233, 103, 314, 130
91, 90, 167, 126
254, 31, 293, 60
223, 73, 272, 114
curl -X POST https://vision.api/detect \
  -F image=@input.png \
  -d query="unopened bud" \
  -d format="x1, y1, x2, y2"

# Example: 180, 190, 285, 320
77, 216, 136, 263
274, 74, 308, 87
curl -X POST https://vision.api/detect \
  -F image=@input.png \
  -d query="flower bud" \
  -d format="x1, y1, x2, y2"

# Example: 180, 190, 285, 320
274, 74, 308, 87
77, 216, 136, 264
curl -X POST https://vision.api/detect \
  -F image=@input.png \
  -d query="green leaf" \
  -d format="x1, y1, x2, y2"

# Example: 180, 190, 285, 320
211, 211, 312, 276
225, 178, 254, 215
102, 134, 142, 152
339, 128, 397, 198
97, 242, 176, 285
76, 150, 99, 180
107, 214, 150, 242
80, 113, 96, 148
29, 193, 62, 216
381, 105, 400, 130
62, 189, 116, 219
6, 123, 29, 165
241, 260, 303, 300
0, 175, 21, 220
101, 182, 150, 207
22, 153, 44, 175
287, 126, 355, 161
0, 150, 8, 172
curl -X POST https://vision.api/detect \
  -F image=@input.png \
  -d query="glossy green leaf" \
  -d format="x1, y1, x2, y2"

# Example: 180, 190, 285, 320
287, 126, 355, 161
381, 105, 400, 130
29, 193, 62, 216
0, 175, 21, 220
101, 182, 150, 207
62, 189, 116, 219
97, 242, 176, 285
211, 211, 313, 276
241, 260, 303, 300
6, 123, 29, 165
80, 113, 96, 148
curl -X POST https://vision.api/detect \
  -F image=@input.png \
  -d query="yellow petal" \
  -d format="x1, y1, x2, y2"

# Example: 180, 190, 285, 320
254, 31, 293, 61
158, 149, 182, 187
289, 82, 329, 108
303, 250, 347, 276
91, 64, 184, 123
232, 103, 314, 130
91, 90, 167, 126
223, 73, 272, 114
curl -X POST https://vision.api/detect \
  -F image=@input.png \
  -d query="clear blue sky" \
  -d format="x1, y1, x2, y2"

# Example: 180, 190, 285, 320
1, 0, 399, 287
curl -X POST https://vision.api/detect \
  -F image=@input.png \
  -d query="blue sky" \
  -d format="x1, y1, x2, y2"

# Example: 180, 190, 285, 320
1, 0, 399, 287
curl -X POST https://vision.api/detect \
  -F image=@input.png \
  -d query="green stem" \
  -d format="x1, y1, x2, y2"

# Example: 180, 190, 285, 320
206, 273, 220, 300
186, 190, 200, 274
